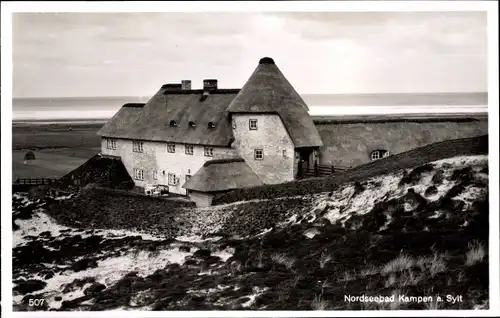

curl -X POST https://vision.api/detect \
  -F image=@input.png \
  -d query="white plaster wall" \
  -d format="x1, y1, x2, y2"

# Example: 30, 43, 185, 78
231, 114, 295, 184
188, 191, 215, 207
101, 138, 237, 195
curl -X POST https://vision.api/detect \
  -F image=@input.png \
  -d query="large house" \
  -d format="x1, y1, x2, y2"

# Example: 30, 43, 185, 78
98, 57, 323, 206
98, 57, 488, 206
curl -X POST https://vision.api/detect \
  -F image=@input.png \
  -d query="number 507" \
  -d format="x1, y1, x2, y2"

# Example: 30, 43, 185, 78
28, 299, 45, 306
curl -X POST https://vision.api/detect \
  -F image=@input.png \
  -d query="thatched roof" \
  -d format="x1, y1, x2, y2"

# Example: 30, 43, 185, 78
24, 151, 36, 160
98, 89, 240, 146
226, 57, 323, 148
183, 157, 264, 193
57, 153, 134, 190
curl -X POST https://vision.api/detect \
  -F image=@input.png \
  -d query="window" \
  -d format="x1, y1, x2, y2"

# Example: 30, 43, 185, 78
208, 122, 216, 129
189, 121, 196, 128
153, 170, 158, 180
134, 168, 144, 180
169, 120, 177, 127
249, 119, 258, 130
282, 149, 287, 158
185, 145, 194, 155
370, 150, 389, 161
133, 141, 144, 153
254, 149, 264, 160
106, 138, 116, 150
204, 146, 214, 157
167, 143, 176, 153
168, 173, 177, 185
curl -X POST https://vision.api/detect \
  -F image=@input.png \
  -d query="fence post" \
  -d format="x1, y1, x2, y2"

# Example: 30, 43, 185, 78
331, 165, 335, 174
314, 162, 318, 177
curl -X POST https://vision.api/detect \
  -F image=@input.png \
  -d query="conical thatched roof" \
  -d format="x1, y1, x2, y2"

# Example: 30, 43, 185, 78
226, 57, 323, 148
24, 151, 36, 160
183, 157, 264, 193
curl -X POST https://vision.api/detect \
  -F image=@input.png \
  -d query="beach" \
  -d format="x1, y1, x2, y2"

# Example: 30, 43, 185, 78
12, 122, 103, 180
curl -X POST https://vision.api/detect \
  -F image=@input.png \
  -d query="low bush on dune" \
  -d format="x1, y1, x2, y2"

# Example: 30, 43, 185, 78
45, 187, 194, 234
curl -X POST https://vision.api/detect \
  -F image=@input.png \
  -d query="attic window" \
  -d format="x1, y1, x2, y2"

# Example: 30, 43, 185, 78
204, 146, 214, 157
208, 122, 216, 129
249, 119, 258, 130
189, 121, 196, 128
370, 149, 389, 161
169, 120, 178, 127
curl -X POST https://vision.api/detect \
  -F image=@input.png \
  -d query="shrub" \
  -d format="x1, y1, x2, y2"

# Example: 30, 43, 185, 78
428, 254, 447, 277
338, 270, 356, 282
381, 254, 415, 275
270, 253, 295, 270
318, 251, 332, 269
465, 241, 486, 266
399, 269, 424, 286
360, 265, 379, 277
311, 294, 329, 310
415, 253, 447, 277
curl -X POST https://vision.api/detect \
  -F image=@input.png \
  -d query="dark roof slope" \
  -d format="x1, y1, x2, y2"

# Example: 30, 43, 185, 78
226, 57, 323, 148
57, 153, 134, 190
183, 157, 264, 192
98, 88, 239, 146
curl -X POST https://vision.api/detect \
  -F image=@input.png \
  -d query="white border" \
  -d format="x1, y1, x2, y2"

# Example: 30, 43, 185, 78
1, 1, 499, 317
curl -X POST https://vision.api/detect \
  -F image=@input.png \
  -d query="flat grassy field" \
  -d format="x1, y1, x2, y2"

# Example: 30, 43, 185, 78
12, 123, 103, 180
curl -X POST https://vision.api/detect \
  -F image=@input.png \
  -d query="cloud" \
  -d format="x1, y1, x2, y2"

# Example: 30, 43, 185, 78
12, 11, 487, 97
268, 11, 486, 52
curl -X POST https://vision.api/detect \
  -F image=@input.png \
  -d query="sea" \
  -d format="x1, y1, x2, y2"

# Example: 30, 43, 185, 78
12, 93, 488, 124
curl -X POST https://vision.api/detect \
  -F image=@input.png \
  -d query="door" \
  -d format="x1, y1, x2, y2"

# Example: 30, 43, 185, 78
299, 150, 312, 169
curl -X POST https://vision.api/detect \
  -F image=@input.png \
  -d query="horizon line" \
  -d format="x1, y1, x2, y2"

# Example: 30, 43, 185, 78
12, 91, 489, 100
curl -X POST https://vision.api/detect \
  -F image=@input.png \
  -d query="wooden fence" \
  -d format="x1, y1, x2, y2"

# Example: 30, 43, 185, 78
13, 178, 58, 186
298, 162, 351, 179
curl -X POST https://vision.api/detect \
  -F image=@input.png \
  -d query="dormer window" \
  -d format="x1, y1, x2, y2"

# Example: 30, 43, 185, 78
208, 122, 216, 129
370, 149, 389, 161
167, 143, 176, 153
169, 120, 178, 127
189, 121, 196, 128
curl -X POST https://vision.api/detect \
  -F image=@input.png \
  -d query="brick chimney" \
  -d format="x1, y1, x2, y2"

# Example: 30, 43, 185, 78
181, 80, 191, 90
203, 79, 218, 91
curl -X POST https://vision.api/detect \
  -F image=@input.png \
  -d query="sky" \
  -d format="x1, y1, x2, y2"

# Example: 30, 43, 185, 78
12, 11, 488, 98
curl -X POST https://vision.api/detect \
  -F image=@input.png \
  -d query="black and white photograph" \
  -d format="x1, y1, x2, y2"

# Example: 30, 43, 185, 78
2, 1, 499, 316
